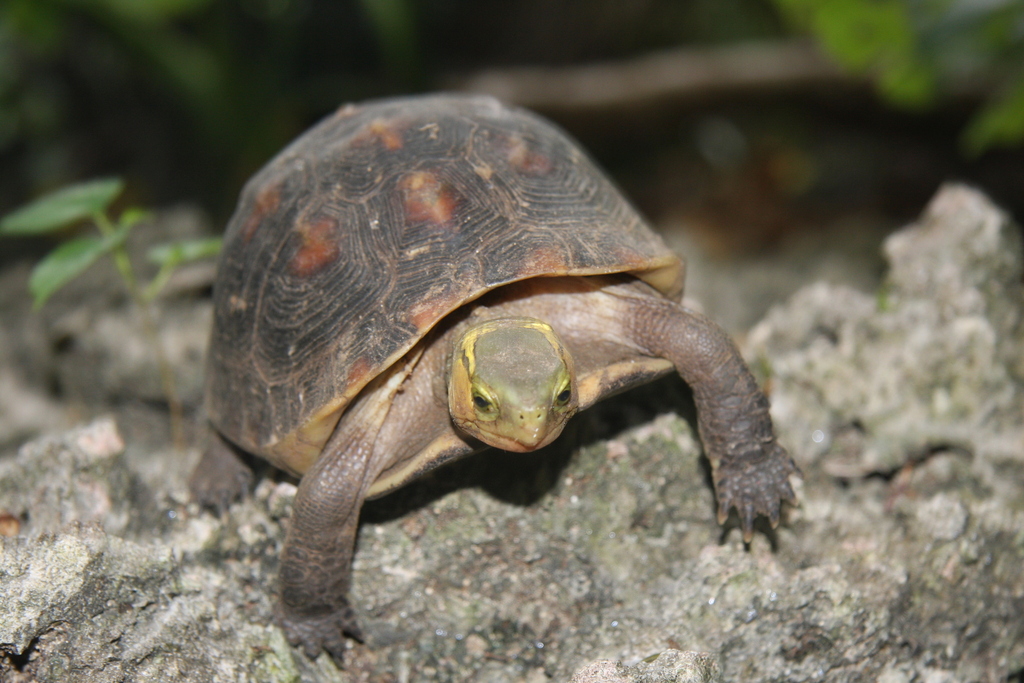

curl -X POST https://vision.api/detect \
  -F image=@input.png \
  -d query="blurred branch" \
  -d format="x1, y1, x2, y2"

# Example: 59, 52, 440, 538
447, 40, 852, 110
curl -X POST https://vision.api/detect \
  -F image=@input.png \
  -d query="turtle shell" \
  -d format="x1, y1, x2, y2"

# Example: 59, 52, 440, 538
206, 93, 684, 474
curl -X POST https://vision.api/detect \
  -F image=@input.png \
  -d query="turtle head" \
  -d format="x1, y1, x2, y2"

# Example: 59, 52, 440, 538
449, 317, 577, 452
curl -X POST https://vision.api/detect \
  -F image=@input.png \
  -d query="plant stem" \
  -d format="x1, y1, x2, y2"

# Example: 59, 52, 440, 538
95, 212, 186, 450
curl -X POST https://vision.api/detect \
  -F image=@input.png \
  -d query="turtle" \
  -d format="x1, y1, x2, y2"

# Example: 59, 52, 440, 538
196, 93, 799, 660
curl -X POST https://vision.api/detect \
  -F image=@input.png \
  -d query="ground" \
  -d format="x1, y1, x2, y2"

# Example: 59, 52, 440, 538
0, 185, 1022, 682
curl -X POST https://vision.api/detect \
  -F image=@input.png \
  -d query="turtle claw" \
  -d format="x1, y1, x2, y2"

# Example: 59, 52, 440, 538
712, 441, 800, 542
740, 502, 757, 543
276, 602, 363, 662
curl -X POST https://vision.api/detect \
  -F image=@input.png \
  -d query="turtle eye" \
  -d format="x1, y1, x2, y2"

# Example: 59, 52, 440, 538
554, 386, 572, 406
469, 380, 499, 418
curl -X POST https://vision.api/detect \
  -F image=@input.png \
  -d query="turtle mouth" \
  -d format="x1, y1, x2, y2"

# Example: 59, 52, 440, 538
472, 424, 563, 452
453, 413, 566, 452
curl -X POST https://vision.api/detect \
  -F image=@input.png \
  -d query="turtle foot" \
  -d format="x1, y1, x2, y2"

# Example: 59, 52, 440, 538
189, 436, 254, 513
276, 602, 363, 662
712, 441, 800, 542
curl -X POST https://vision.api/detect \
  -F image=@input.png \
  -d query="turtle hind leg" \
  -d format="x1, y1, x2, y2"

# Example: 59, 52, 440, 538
275, 436, 373, 662
628, 299, 800, 541
277, 607, 362, 661
276, 544, 365, 661
189, 431, 255, 513
274, 365, 413, 662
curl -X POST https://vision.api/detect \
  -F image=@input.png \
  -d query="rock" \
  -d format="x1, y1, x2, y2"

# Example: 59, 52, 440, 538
570, 650, 720, 682
914, 492, 968, 542
0, 418, 132, 536
1, 184, 1022, 681
747, 183, 1024, 479
0, 421, 309, 682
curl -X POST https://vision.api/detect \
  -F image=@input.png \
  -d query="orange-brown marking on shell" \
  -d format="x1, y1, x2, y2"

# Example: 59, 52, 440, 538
401, 171, 458, 226
517, 245, 571, 278
353, 119, 404, 150
407, 289, 459, 333
289, 215, 340, 277
240, 183, 282, 243
506, 135, 553, 176
610, 246, 650, 272
346, 355, 374, 390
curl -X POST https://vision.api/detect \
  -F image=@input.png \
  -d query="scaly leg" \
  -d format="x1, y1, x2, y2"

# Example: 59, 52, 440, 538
629, 298, 799, 540
275, 365, 411, 661
276, 431, 374, 660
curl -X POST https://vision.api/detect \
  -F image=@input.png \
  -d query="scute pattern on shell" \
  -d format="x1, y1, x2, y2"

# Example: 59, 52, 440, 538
206, 94, 681, 458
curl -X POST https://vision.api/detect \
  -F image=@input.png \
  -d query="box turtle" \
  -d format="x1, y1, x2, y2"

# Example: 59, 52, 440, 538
196, 93, 799, 660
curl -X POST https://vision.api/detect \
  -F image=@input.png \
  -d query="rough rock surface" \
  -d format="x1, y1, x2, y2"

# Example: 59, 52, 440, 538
568, 650, 721, 683
1, 185, 1022, 682
748, 185, 1024, 479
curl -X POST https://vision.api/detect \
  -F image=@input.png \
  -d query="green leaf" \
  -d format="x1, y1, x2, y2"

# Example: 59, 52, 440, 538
28, 222, 132, 309
119, 207, 154, 229
773, 0, 937, 108
147, 237, 222, 266
1, 178, 124, 235
142, 237, 222, 302
877, 59, 937, 109
962, 78, 1024, 155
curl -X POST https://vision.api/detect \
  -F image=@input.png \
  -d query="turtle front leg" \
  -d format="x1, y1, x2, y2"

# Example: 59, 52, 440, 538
631, 301, 799, 541
277, 434, 379, 661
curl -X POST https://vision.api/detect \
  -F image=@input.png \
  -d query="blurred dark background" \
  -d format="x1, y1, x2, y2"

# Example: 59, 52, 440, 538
2, 0, 1023, 253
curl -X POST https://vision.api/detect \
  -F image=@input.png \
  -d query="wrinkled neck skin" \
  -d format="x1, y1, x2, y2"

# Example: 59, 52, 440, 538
447, 317, 578, 452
